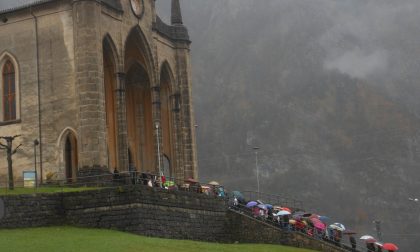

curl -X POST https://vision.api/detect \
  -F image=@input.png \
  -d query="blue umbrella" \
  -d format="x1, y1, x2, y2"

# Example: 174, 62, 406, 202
246, 201, 258, 208
265, 204, 273, 209
319, 216, 329, 223
257, 204, 268, 210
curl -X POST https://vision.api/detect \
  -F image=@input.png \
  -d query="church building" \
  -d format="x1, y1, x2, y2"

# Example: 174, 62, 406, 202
0, 0, 198, 183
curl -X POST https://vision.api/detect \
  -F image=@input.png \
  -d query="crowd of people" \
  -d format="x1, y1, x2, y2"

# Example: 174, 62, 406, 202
230, 190, 399, 252
110, 171, 399, 252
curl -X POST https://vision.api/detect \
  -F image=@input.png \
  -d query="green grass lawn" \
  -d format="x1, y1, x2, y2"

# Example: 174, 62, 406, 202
0, 186, 98, 195
0, 227, 316, 252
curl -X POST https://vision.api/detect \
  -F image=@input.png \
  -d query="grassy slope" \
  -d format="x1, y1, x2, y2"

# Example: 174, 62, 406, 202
0, 227, 316, 252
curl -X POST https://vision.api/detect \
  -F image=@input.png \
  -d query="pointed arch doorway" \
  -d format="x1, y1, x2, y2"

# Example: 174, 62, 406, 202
64, 133, 78, 182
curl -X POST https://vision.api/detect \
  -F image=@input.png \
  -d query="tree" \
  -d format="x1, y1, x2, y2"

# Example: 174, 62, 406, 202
0, 135, 22, 190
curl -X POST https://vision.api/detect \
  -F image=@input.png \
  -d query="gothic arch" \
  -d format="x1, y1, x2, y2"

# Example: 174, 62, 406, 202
159, 61, 177, 177
124, 25, 156, 82
0, 51, 20, 122
57, 127, 79, 182
159, 60, 176, 91
124, 28, 156, 173
103, 34, 119, 170
103, 33, 120, 71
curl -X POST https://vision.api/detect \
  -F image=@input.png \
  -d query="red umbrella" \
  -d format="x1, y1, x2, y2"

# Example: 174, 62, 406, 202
382, 243, 398, 251
281, 207, 292, 212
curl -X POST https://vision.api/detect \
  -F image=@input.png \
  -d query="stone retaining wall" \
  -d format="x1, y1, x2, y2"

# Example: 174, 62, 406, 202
0, 194, 63, 228
63, 186, 227, 241
0, 186, 349, 251
0, 186, 227, 242
224, 210, 347, 252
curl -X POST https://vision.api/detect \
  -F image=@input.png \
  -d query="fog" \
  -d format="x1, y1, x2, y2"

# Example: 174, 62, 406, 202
157, 1, 420, 251
1, 0, 420, 250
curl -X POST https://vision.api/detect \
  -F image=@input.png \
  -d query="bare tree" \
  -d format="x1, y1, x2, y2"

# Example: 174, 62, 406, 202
0, 135, 22, 190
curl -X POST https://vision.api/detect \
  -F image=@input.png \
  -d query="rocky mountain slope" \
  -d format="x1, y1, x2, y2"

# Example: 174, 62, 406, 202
158, 0, 420, 250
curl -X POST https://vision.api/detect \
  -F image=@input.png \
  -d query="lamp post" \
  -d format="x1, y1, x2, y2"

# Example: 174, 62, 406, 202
34, 139, 39, 187
373, 220, 382, 242
253, 146, 260, 195
155, 122, 162, 178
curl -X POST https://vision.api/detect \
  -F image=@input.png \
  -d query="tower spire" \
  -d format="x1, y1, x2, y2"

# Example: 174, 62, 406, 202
171, 0, 183, 25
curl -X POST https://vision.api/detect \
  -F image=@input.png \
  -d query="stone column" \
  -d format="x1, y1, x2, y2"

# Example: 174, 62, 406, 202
175, 43, 198, 180
115, 72, 128, 171
74, 0, 108, 173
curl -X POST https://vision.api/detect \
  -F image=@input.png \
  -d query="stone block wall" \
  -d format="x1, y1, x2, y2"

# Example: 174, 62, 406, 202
0, 186, 227, 242
224, 210, 348, 252
0, 194, 63, 228
0, 187, 351, 251
63, 186, 227, 241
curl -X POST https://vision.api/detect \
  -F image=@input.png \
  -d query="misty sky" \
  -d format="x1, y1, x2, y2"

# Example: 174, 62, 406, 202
2, 0, 420, 250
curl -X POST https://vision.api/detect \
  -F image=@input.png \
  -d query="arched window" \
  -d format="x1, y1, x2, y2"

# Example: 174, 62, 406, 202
3, 61, 16, 121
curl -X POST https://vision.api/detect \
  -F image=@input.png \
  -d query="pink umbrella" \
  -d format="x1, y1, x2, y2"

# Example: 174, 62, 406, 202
311, 218, 326, 230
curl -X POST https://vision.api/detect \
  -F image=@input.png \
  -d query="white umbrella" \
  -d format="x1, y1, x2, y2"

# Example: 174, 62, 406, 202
329, 223, 346, 231
360, 235, 377, 243
276, 210, 291, 216
208, 181, 219, 186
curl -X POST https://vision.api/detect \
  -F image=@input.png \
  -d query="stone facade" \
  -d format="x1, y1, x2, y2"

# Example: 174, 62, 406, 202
0, 0, 197, 184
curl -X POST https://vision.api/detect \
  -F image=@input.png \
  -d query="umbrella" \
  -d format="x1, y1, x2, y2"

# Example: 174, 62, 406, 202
273, 206, 282, 210
232, 191, 246, 203
360, 235, 377, 243
308, 214, 320, 219
382, 243, 398, 251
185, 178, 198, 183
329, 223, 345, 231
265, 204, 273, 209
257, 200, 265, 205
208, 181, 219, 186
319, 216, 330, 223
276, 210, 291, 216
257, 204, 268, 210
314, 221, 326, 230
302, 213, 313, 218
289, 219, 297, 225
311, 218, 326, 230
292, 211, 305, 219
281, 207, 292, 212
246, 201, 258, 208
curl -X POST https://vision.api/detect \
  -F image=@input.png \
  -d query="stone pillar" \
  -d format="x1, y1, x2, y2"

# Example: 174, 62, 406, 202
74, 1, 108, 172
151, 84, 162, 175
116, 72, 128, 171
175, 43, 198, 180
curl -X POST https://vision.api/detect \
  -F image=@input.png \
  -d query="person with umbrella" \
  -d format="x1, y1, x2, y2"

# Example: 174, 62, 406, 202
382, 243, 398, 252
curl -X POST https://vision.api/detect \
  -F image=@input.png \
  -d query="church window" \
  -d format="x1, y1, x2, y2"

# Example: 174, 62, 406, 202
2, 61, 16, 121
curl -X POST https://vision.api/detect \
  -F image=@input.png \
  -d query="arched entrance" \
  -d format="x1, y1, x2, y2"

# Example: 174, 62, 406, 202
163, 154, 171, 178
160, 63, 176, 178
125, 27, 155, 173
103, 36, 118, 171
64, 133, 78, 182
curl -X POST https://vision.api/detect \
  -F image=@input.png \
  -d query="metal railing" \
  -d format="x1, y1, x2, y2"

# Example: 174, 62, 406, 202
227, 202, 380, 252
